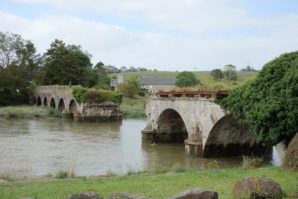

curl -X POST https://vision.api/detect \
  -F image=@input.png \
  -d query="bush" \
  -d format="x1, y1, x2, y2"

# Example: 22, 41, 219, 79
117, 83, 138, 98
112, 93, 124, 103
85, 91, 105, 104
138, 88, 148, 96
242, 156, 264, 169
72, 86, 87, 103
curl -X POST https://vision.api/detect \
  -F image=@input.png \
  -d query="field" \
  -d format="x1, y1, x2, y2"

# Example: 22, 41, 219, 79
0, 167, 296, 199
111, 71, 258, 90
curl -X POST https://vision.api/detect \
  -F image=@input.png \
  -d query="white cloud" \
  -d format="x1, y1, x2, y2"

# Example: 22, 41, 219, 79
2, 1, 298, 70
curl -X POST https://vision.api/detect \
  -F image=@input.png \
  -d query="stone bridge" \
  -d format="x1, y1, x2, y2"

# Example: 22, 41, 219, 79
142, 92, 270, 158
32, 85, 121, 121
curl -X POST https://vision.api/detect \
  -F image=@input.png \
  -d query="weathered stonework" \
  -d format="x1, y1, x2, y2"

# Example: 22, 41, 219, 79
32, 85, 122, 122
142, 96, 270, 158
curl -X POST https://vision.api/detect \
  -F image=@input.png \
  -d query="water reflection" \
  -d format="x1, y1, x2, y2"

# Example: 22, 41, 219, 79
0, 118, 280, 178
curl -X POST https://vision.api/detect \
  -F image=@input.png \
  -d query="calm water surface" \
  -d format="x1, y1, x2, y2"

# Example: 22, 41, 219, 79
0, 118, 277, 177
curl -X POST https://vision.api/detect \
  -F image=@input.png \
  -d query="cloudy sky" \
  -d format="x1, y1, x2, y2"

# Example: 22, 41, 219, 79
1, 0, 298, 71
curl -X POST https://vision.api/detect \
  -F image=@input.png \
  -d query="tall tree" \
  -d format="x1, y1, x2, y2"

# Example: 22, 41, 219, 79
218, 51, 298, 146
42, 40, 92, 86
223, 64, 238, 81
211, 69, 224, 80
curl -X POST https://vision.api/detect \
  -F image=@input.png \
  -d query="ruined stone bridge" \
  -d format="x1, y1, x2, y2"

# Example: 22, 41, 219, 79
32, 85, 121, 121
142, 91, 269, 158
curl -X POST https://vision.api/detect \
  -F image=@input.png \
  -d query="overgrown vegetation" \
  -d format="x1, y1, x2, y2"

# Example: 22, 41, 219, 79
0, 106, 61, 119
0, 167, 296, 199
72, 86, 123, 104
242, 156, 264, 169
218, 51, 298, 146
120, 97, 146, 118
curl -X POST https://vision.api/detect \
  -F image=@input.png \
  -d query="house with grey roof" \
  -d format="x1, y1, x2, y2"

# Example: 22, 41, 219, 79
139, 77, 176, 94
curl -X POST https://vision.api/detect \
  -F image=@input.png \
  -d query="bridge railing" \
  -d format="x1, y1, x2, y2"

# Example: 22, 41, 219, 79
34, 85, 80, 94
155, 90, 229, 99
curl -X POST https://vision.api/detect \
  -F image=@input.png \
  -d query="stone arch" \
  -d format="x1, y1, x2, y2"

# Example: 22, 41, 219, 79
50, 98, 56, 109
156, 108, 188, 143
69, 99, 77, 114
43, 97, 48, 107
58, 98, 65, 112
203, 115, 270, 158
37, 96, 42, 106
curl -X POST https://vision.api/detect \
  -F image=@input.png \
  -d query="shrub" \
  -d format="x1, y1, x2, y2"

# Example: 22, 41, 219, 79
117, 83, 138, 98
112, 93, 124, 103
72, 86, 87, 103
57, 171, 68, 178
242, 156, 264, 169
85, 91, 105, 104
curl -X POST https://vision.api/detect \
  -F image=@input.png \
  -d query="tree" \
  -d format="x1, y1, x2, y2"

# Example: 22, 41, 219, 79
117, 82, 138, 98
42, 40, 92, 86
223, 64, 238, 81
218, 51, 298, 146
176, 71, 200, 87
211, 69, 223, 80
241, 65, 256, 72
94, 62, 110, 89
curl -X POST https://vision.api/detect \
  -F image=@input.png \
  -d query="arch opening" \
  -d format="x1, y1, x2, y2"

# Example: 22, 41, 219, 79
58, 99, 65, 112
50, 98, 55, 109
43, 97, 48, 107
69, 99, 77, 113
203, 115, 271, 158
155, 109, 188, 143
37, 97, 41, 106
33, 96, 36, 105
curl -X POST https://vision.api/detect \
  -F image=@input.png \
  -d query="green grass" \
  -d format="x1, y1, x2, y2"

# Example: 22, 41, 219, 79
111, 71, 258, 90
0, 167, 296, 199
0, 106, 61, 119
120, 97, 147, 118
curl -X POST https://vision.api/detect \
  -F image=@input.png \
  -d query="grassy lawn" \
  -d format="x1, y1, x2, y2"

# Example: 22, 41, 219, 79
0, 106, 61, 119
0, 167, 296, 199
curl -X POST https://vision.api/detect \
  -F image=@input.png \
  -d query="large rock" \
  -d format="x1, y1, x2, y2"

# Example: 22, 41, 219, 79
233, 177, 282, 199
107, 192, 151, 199
283, 133, 298, 170
167, 187, 218, 199
65, 192, 102, 199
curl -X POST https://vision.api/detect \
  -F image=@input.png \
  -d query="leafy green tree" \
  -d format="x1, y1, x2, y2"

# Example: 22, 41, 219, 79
223, 64, 238, 81
176, 71, 200, 87
211, 69, 224, 80
218, 51, 298, 146
117, 82, 138, 98
94, 62, 110, 89
42, 40, 92, 86
127, 76, 140, 90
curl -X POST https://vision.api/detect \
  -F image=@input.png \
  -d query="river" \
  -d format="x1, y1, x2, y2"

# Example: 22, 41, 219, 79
0, 118, 280, 178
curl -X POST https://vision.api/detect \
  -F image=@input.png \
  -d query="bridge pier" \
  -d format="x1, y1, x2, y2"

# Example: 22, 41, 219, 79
184, 139, 203, 158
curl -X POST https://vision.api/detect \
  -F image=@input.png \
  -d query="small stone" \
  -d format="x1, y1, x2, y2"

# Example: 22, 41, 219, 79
167, 187, 218, 199
107, 192, 151, 199
65, 192, 102, 199
233, 177, 282, 199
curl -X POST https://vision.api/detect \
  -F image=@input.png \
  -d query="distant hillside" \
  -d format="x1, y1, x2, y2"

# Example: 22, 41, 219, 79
110, 71, 259, 90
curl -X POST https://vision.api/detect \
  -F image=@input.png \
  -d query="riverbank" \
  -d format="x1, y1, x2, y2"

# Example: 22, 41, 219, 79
0, 106, 61, 119
120, 97, 147, 118
0, 167, 296, 199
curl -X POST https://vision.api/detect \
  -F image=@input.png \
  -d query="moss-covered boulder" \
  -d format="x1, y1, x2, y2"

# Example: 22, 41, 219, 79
283, 133, 298, 170
233, 177, 282, 199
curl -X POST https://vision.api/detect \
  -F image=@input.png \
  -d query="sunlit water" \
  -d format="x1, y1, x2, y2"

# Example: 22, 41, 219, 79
0, 118, 280, 178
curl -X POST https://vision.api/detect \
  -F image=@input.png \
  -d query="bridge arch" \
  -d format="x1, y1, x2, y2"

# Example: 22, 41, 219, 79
58, 98, 65, 112
69, 99, 77, 114
37, 96, 42, 106
156, 108, 188, 143
50, 98, 56, 109
43, 97, 48, 107
203, 115, 270, 158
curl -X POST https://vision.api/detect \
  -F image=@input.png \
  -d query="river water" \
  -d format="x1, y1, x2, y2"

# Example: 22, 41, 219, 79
0, 118, 279, 178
